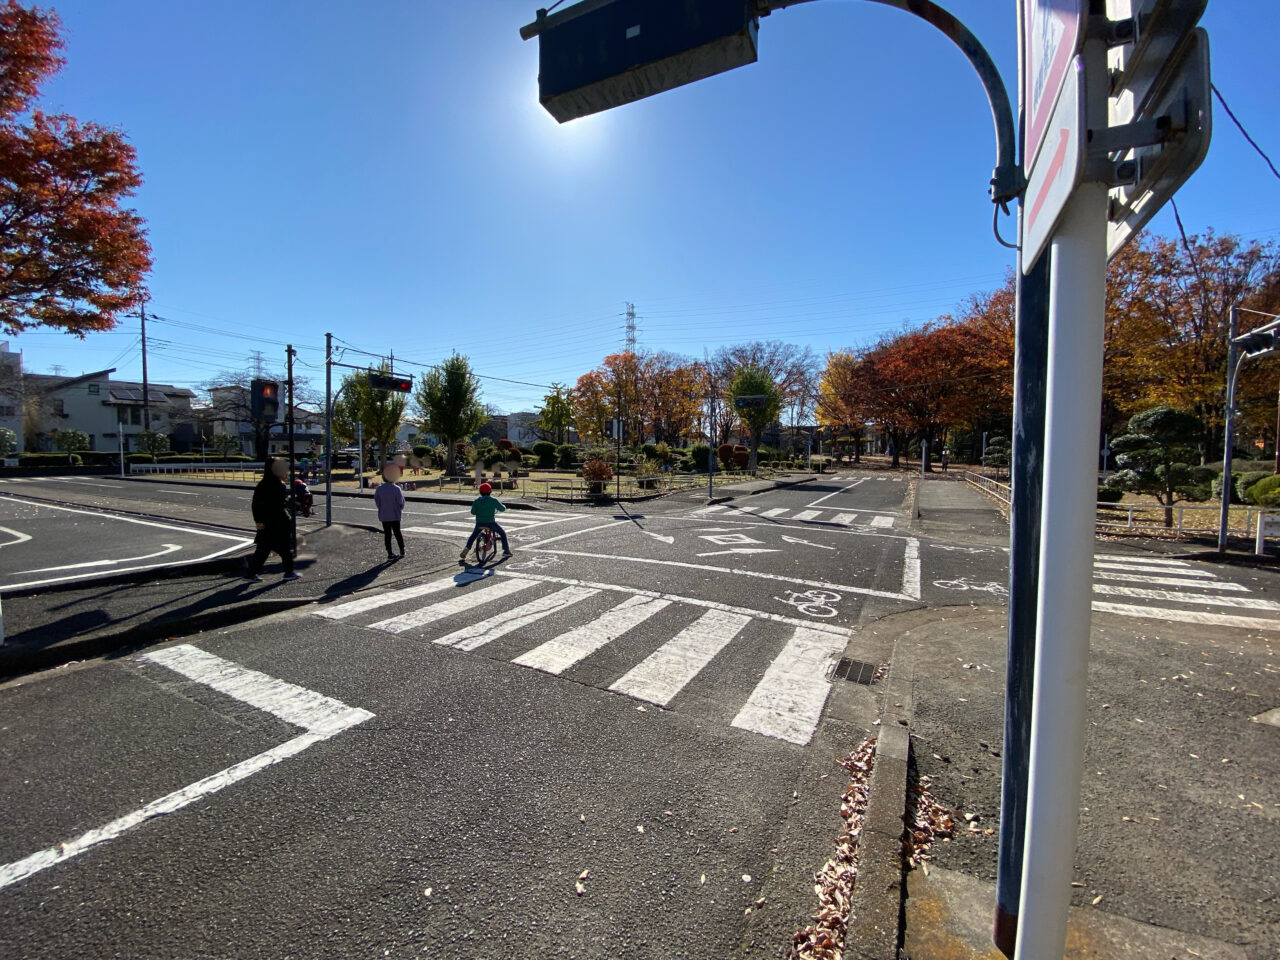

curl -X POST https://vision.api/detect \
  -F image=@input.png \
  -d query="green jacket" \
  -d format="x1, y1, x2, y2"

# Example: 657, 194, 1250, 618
470, 494, 506, 524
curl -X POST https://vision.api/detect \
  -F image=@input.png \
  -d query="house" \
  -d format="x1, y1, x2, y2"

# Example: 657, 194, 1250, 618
208, 383, 324, 457
0, 341, 22, 454
20, 368, 196, 453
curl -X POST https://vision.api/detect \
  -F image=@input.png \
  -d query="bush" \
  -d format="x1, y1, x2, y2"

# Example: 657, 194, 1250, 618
1096, 485, 1124, 503
532, 441, 557, 467
579, 459, 612, 484
497, 438, 515, 453
1246, 474, 1280, 506
17, 453, 82, 466
716, 443, 734, 469
126, 453, 155, 464
1238, 470, 1272, 503
640, 443, 659, 462
555, 443, 577, 469
412, 444, 432, 462
732, 446, 749, 469
482, 449, 507, 468
688, 444, 711, 472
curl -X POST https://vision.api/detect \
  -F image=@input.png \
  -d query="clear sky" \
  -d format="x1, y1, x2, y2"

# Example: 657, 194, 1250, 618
8, 1, 1278, 413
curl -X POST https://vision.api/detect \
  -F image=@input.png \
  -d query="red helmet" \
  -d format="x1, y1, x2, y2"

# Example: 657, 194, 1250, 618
478, 482, 492, 495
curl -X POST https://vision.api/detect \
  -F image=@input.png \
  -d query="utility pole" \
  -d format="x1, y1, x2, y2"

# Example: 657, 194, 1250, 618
1219, 306, 1240, 553
140, 297, 150, 435
707, 373, 716, 499
286, 345, 297, 555
615, 379, 622, 501
325, 332, 333, 527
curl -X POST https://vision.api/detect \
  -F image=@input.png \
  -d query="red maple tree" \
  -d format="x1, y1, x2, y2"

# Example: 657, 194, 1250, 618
0, 1, 151, 336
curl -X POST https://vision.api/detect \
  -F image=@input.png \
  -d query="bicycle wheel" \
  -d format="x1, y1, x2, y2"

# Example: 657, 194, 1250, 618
476, 529, 498, 565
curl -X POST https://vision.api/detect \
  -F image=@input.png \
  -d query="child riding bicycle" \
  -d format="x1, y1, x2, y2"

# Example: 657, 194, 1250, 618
461, 481, 511, 561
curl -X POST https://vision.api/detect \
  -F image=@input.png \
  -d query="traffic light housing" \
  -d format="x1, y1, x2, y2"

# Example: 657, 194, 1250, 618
250, 378, 279, 421
733, 395, 765, 410
368, 372, 413, 393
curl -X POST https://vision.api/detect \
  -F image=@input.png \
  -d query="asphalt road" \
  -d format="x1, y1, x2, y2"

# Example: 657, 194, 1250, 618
2, 473, 1278, 958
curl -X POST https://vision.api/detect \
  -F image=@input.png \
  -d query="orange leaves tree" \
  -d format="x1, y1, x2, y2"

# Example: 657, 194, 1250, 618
0, 2, 150, 336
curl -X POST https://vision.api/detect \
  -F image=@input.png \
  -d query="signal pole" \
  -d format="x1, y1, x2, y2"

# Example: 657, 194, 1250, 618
139, 297, 150, 434
286, 345, 297, 555
325, 332, 333, 527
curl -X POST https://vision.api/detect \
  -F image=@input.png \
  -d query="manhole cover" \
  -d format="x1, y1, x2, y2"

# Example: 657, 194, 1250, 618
832, 657, 877, 685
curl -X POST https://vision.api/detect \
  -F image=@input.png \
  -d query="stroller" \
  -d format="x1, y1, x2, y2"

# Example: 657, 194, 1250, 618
291, 478, 314, 518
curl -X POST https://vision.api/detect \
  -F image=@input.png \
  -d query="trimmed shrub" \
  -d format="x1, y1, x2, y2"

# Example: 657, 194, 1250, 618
640, 443, 659, 462
1247, 474, 1280, 506
18, 453, 82, 466
125, 453, 155, 464
1237, 470, 1272, 503
716, 444, 734, 469
1096, 485, 1124, 503
555, 443, 577, 469
532, 441, 557, 468
732, 446, 749, 469
497, 438, 515, 453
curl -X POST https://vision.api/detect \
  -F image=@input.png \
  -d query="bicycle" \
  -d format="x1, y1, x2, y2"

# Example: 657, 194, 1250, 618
469, 526, 498, 566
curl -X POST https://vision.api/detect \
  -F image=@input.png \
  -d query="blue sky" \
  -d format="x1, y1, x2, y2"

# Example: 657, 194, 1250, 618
8, 1, 1279, 413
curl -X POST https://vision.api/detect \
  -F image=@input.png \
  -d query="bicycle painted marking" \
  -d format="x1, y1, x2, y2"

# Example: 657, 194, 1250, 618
774, 589, 842, 619
932, 577, 1009, 596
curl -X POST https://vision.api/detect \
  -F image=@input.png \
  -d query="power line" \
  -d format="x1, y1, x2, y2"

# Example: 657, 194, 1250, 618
1212, 83, 1280, 185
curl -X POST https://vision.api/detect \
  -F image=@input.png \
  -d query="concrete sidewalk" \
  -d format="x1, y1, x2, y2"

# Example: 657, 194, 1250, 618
0, 524, 459, 679
876, 604, 1277, 959
709, 472, 819, 503
913, 476, 1009, 546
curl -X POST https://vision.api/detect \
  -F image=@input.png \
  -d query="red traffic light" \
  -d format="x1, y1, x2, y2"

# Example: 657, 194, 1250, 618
368, 372, 413, 393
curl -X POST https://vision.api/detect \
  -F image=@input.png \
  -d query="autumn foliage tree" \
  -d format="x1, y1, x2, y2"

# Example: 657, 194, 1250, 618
0, 2, 151, 336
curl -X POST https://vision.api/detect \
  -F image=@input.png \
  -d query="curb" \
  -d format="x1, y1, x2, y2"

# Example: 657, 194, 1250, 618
845, 640, 916, 959
0, 596, 315, 679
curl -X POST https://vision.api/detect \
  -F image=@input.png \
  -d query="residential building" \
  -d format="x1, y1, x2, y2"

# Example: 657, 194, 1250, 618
21, 369, 196, 453
0, 341, 22, 454
208, 383, 323, 456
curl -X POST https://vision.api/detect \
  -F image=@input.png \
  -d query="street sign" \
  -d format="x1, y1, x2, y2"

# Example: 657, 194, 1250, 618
1021, 57, 1085, 272
1023, 0, 1086, 172
1105, 26, 1211, 258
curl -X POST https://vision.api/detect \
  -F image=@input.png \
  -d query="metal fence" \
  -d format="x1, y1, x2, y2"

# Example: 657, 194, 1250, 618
961, 471, 1262, 535
130, 461, 263, 482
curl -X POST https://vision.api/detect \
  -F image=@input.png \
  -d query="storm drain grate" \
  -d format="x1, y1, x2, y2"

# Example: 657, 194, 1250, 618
832, 657, 877, 685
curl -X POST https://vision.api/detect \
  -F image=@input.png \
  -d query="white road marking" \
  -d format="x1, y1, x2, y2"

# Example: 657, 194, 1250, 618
642, 531, 676, 544
730, 627, 846, 745
1097, 572, 1248, 590
735, 505, 761, 513
791, 510, 822, 522
805, 478, 866, 507
14, 543, 182, 574
0, 525, 33, 547
609, 609, 751, 706
512, 595, 671, 675
503, 571, 850, 637
1092, 601, 1280, 631
697, 548, 779, 557
44, 478, 122, 488
314, 574, 466, 620
692, 505, 728, 514
538, 549, 915, 602
870, 515, 895, 529
435, 585, 600, 651
367, 578, 537, 634
531, 519, 631, 547
762, 508, 789, 518
903, 538, 921, 600
1096, 554, 1190, 566
0, 644, 372, 892
401, 525, 472, 537
781, 535, 836, 550
0, 497, 247, 539
1091, 584, 1280, 610
831, 512, 858, 525
1093, 561, 1214, 577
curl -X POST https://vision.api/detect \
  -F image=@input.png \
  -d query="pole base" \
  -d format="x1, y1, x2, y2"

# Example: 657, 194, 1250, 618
993, 907, 1017, 957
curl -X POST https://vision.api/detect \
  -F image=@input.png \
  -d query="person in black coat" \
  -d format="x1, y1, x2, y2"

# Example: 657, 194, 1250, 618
245, 457, 299, 581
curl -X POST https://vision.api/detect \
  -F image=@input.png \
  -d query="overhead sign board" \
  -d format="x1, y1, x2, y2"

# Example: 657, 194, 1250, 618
1021, 58, 1085, 273
1023, 0, 1086, 171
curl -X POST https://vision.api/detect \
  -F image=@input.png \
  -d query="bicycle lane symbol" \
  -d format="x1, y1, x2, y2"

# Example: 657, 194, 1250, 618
774, 589, 842, 619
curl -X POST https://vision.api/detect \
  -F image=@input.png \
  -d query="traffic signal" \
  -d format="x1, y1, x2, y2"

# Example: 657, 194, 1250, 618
733, 395, 765, 410
1236, 329, 1280, 359
250, 378, 279, 421
368, 372, 413, 393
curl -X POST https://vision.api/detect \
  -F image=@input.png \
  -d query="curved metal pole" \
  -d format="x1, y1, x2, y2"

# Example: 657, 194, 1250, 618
764, 0, 1021, 204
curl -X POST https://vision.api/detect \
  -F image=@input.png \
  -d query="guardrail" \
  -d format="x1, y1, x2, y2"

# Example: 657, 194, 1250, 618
961, 470, 1262, 535
130, 462, 263, 482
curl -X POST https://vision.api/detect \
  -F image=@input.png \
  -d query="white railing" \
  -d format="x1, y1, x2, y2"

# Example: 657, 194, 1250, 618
963, 471, 1012, 504
130, 461, 263, 482
961, 471, 1261, 536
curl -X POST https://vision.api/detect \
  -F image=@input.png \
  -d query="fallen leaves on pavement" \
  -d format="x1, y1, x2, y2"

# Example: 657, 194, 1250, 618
787, 736, 876, 960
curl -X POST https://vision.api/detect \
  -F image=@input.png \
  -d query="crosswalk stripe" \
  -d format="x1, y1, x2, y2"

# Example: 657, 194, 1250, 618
1096, 554, 1189, 566
792, 510, 821, 522
831, 512, 858, 525
367, 579, 537, 635
730, 627, 846, 746
870, 515, 894, 529
736, 504, 760, 513
1092, 583, 1280, 610
401, 526, 468, 537
608, 609, 751, 706
435, 585, 600, 651
511, 595, 672, 675
314, 575, 460, 620
762, 508, 788, 518
1092, 601, 1280, 631
1093, 561, 1213, 577
1097, 572, 1248, 590
694, 505, 728, 514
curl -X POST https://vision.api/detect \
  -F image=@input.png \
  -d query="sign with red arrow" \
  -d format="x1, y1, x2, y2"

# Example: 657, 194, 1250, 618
1022, 57, 1086, 273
